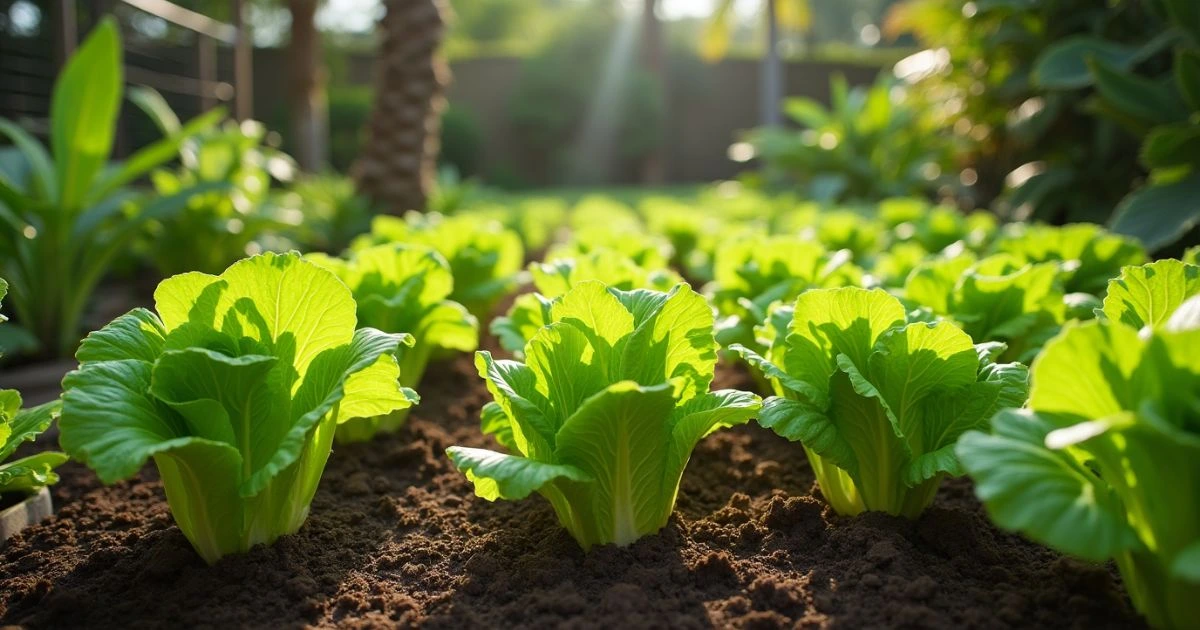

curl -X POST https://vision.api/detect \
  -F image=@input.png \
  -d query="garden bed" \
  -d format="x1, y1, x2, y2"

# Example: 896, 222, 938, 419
0, 355, 1143, 628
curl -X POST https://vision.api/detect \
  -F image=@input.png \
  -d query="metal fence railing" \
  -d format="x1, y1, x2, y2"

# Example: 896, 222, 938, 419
0, 0, 251, 154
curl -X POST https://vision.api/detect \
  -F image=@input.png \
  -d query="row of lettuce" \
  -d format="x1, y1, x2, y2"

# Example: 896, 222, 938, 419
1, 191, 1197, 626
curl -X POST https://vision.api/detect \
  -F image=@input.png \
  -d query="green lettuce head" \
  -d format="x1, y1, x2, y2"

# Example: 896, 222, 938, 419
307, 244, 478, 442
59, 252, 417, 563
448, 281, 762, 549
734, 287, 1028, 518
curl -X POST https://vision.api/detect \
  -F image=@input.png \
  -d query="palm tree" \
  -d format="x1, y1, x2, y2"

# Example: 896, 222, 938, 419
354, 0, 451, 213
700, 0, 811, 127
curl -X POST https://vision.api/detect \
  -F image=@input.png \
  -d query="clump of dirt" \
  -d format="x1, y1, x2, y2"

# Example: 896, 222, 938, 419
0, 357, 1143, 629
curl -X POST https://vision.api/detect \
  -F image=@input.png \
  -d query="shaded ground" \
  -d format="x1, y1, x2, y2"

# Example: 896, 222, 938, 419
0, 354, 1143, 629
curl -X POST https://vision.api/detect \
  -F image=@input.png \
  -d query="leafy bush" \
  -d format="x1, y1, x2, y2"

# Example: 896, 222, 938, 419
492, 248, 683, 356
0, 19, 222, 357
957, 261, 1200, 628
59, 253, 416, 563
746, 74, 958, 203
448, 281, 761, 549
889, 0, 1200, 250
307, 244, 478, 442
734, 287, 1028, 518
148, 119, 297, 275
353, 212, 524, 321
0, 278, 66, 496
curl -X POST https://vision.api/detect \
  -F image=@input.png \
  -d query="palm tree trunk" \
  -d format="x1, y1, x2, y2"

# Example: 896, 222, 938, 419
355, 0, 450, 213
288, 0, 328, 171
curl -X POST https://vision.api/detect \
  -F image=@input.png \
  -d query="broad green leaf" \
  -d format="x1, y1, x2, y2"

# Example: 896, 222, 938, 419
0, 451, 71, 494
620, 284, 717, 400
446, 446, 591, 501
1033, 36, 1140, 89
61, 359, 193, 483
956, 409, 1139, 562
75, 308, 167, 363
1029, 321, 1145, 421
0, 400, 61, 463
904, 254, 976, 315
0, 119, 54, 199
1111, 175, 1200, 252
757, 394, 858, 476
475, 351, 556, 458
1102, 260, 1200, 330
51, 18, 122, 210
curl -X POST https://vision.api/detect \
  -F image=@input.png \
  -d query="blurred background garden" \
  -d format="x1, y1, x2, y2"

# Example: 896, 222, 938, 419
1, 0, 1198, 363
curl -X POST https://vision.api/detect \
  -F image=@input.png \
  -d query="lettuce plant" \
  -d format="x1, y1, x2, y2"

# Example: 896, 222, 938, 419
354, 212, 524, 321
706, 235, 861, 352
991, 223, 1146, 294
306, 244, 478, 442
58, 253, 416, 563
0, 278, 67, 496
733, 287, 1028, 518
491, 248, 682, 356
905, 253, 1068, 362
447, 281, 762, 549
0, 19, 223, 357
957, 316, 1200, 629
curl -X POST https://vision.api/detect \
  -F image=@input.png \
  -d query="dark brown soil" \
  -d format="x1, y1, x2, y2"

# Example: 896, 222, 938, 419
0, 356, 1144, 629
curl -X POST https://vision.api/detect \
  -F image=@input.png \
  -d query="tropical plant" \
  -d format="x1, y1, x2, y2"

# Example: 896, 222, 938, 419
148, 119, 298, 275
886, 0, 1158, 222
447, 281, 762, 549
58, 252, 417, 563
746, 74, 958, 203
306, 243, 477, 442
733, 287, 1028, 518
353, 212, 524, 321
492, 248, 683, 356
1027, 0, 1200, 251
0, 278, 66, 497
0, 19, 223, 357
904, 253, 1069, 362
957, 287, 1200, 627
